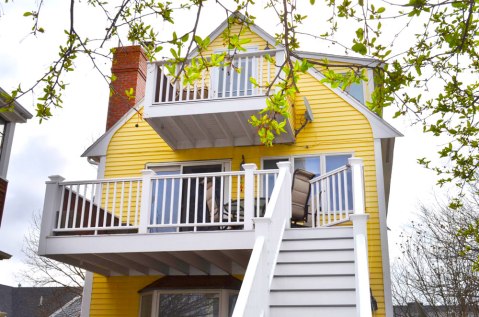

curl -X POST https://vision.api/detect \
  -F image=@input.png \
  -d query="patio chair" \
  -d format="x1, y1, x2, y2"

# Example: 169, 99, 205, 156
291, 169, 315, 227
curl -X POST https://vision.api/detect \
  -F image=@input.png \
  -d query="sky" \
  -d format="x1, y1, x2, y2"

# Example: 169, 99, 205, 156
0, 0, 446, 286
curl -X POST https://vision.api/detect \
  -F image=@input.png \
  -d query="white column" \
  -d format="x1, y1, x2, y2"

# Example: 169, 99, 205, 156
276, 161, 292, 229
38, 175, 65, 255
351, 214, 372, 317
242, 163, 257, 230
139, 169, 155, 233
349, 157, 365, 215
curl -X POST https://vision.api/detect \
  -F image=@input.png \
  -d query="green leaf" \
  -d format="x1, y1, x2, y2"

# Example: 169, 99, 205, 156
352, 42, 367, 55
23, 11, 32, 17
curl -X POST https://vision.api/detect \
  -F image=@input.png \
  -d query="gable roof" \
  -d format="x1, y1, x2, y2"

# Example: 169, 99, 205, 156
83, 15, 401, 160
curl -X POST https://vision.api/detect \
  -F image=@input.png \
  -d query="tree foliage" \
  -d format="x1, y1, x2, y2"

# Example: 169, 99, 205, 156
392, 194, 479, 316
1, 0, 478, 197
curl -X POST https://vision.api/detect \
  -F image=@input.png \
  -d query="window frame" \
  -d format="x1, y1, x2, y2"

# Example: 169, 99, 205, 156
139, 288, 239, 317
261, 152, 354, 175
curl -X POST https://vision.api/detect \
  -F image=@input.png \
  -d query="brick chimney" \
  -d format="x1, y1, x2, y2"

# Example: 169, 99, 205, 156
106, 45, 147, 131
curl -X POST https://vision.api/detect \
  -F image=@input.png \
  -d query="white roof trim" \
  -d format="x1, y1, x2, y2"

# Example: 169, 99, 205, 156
188, 11, 282, 59
306, 66, 402, 139
297, 51, 381, 67
82, 100, 143, 159
0, 87, 33, 123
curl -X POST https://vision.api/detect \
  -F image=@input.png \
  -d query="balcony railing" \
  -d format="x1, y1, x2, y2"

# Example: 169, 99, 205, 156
150, 49, 284, 105
40, 161, 362, 239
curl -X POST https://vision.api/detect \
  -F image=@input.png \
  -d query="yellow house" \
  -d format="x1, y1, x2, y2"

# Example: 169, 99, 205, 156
38, 13, 401, 317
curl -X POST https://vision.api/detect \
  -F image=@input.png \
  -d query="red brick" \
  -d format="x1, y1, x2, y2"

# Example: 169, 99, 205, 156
106, 46, 147, 131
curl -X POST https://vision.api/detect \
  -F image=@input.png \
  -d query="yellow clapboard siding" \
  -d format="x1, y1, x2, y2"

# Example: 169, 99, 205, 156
90, 25, 389, 317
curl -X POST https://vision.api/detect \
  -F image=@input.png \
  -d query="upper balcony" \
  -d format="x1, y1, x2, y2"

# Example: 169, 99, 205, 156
143, 49, 295, 150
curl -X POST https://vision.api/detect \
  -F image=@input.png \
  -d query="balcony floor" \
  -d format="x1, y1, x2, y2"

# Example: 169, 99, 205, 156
42, 230, 255, 276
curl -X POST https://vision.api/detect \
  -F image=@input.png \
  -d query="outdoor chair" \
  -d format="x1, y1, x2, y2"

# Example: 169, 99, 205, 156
291, 169, 315, 227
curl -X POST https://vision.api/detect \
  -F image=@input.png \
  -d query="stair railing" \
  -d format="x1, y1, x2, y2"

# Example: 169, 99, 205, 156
349, 157, 373, 317
233, 161, 292, 317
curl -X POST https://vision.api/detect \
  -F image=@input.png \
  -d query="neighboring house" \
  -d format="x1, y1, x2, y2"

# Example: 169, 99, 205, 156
0, 88, 32, 261
38, 13, 401, 316
0, 284, 81, 317
394, 302, 479, 317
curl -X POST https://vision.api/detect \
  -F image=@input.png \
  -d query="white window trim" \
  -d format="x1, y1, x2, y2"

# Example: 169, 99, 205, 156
146, 159, 232, 173
261, 152, 355, 175
140, 289, 239, 317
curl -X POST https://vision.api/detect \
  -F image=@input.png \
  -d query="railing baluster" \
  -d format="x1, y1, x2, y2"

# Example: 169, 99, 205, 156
87, 183, 95, 228
127, 181, 132, 227
202, 177, 207, 224
211, 177, 216, 223
310, 183, 316, 228
194, 177, 199, 231
219, 176, 224, 224
103, 183, 110, 229
344, 170, 349, 213
237, 57, 242, 96
237, 174, 241, 222
177, 177, 183, 231
201, 70, 206, 99
221, 66, 227, 98
332, 175, 337, 222
110, 181, 117, 227
186, 178, 191, 225
95, 183, 102, 234
57, 186, 65, 229
65, 185, 73, 229
244, 56, 249, 96
161, 179, 167, 225
135, 180, 141, 226
259, 55, 263, 94
165, 75, 171, 102
338, 173, 343, 220
159, 64, 165, 103
169, 178, 175, 224
119, 181, 125, 227
256, 173, 260, 217
228, 175, 232, 222
80, 184, 87, 229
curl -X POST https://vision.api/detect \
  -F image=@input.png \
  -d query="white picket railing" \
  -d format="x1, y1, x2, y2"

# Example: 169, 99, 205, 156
309, 164, 353, 227
52, 178, 143, 234
233, 161, 292, 317
151, 49, 284, 104
44, 166, 279, 235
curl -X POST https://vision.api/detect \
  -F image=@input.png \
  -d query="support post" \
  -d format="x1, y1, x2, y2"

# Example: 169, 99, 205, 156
351, 214, 372, 317
139, 169, 155, 233
277, 161, 292, 229
242, 163, 257, 230
38, 175, 65, 255
349, 157, 365, 215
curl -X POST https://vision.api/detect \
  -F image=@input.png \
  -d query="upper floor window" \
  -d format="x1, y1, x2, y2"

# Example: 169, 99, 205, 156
213, 48, 258, 98
345, 81, 365, 104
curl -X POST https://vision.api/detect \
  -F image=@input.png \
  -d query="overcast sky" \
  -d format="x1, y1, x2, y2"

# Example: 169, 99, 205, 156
0, 0, 446, 286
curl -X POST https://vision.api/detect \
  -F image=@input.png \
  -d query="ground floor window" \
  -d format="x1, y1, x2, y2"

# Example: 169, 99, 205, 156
139, 289, 238, 317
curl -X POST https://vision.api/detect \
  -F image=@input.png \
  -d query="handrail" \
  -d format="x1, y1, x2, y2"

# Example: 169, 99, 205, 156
151, 49, 284, 65
233, 161, 291, 316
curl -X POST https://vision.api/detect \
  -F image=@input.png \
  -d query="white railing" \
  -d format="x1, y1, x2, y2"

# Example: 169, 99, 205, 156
233, 162, 292, 317
40, 165, 279, 236
150, 49, 284, 104
144, 167, 279, 232
309, 164, 353, 227
53, 178, 143, 234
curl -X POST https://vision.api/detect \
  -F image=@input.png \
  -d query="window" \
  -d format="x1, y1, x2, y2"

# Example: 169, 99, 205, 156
345, 81, 365, 104
214, 48, 257, 98
263, 153, 353, 210
139, 290, 238, 317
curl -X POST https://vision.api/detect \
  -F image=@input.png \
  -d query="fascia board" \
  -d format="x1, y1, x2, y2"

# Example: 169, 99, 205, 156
0, 87, 33, 123
297, 51, 381, 67
306, 66, 403, 139
82, 101, 142, 159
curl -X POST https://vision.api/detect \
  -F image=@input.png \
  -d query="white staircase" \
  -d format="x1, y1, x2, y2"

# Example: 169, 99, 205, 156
269, 227, 357, 317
